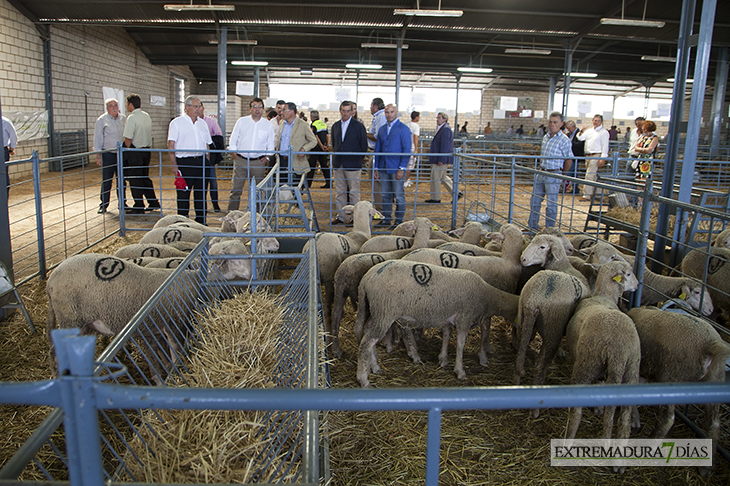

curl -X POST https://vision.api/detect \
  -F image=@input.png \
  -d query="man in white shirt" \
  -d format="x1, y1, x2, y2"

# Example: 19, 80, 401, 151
167, 95, 213, 223
270, 100, 286, 137
577, 114, 610, 199
227, 97, 276, 211
403, 111, 420, 187
93, 98, 127, 214
366, 98, 386, 209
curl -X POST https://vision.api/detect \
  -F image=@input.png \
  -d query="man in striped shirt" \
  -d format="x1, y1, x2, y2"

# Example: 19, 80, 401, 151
528, 111, 573, 232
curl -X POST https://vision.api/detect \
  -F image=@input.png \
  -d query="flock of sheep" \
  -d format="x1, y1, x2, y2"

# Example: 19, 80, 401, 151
40, 197, 730, 476
314, 201, 730, 475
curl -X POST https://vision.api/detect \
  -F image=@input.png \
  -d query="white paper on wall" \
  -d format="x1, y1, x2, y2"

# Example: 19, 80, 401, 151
535, 110, 544, 119
493, 109, 506, 119
236, 81, 254, 96
657, 103, 671, 117
335, 88, 351, 102
500, 97, 518, 111
411, 93, 426, 106
577, 101, 591, 115
149, 95, 166, 106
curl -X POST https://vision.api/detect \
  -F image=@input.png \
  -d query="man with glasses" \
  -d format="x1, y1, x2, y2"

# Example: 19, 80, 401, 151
275, 102, 317, 185
227, 97, 276, 211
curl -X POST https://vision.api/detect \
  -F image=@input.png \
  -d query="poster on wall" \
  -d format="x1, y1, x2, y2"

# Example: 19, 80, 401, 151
657, 103, 671, 117
577, 100, 591, 115
102, 86, 124, 109
493, 109, 506, 119
494, 96, 533, 117
149, 96, 166, 107
7, 111, 48, 141
235, 81, 254, 96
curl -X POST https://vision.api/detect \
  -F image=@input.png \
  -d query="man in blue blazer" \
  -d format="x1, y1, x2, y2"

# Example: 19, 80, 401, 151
330, 101, 368, 225
374, 104, 411, 228
426, 112, 460, 203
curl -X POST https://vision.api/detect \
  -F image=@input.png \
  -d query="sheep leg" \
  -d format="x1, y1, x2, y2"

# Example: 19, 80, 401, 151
631, 406, 641, 429
330, 288, 347, 358
439, 326, 451, 368
478, 319, 491, 367
700, 403, 720, 477
453, 327, 468, 380
653, 404, 675, 439
401, 325, 422, 364
513, 307, 538, 385
601, 405, 617, 440
565, 407, 583, 440
357, 332, 382, 387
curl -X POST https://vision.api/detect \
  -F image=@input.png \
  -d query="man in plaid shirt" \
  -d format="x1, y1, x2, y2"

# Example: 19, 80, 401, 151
528, 111, 574, 232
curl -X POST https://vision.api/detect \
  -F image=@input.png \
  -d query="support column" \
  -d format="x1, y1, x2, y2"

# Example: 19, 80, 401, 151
253, 67, 260, 99
710, 47, 728, 156
561, 45, 573, 117
548, 76, 556, 114
395, 35, 403, 107
217, 25, 227, 136
454, 74, 461, 131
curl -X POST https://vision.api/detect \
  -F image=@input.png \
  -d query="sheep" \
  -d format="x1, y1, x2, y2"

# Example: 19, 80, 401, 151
354, 261, 519, 387
233, 214, 279, 253
114, 244, 188, 259
594, 252, 716, 316
219, 210, 248, 232
569, 233, 600, 253
209, 239, 252, 281
303, 201, 383, 346
564, 261, 640, 460
165, 241, 197, 252
329, 217, 435, 358
681, 246, 730, 316
391, 219, 448, 240
358, 233, 446, 253
449, 221, 489, 245
147, 257, 185, 269
515, 227, 576, 293
435, 241, 501, 257
153, 214, 209, 233
140, 226, 204, 245
712, 228, 730, 248
626, 306, 730, 477
125, 257, 159, 266
512, 235, 591, 392
45, 254, 191, 383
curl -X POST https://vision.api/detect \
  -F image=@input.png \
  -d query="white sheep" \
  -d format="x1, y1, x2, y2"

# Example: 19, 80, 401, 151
303, 201, 383, 344
209, 239, 252, 281
140, 226, 204, 245
564, 260, 640, 458
513, 235, 591, 393
353, 261, 519, 387
712, 228, 730, 248
165, 241, 198, 253
114, 244, 188, 259
626, 306, 730, 477
45, 254, 190, 382
569, 234, 600, 253
329, 217, 435, 358
435, 241, 501, 257
153, 214, 210, 233
218, 210, 248, 233
402, 223, 524, 364
125, 257, 159, 266
681, 246, 730, 317
358, 233, 446, 253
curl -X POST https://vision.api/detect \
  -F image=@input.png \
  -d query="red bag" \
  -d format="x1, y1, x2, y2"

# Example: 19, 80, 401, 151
174, 170, 188, 191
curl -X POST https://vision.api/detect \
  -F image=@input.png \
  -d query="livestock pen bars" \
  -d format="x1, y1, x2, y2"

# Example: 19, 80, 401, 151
1, 146, 730, 485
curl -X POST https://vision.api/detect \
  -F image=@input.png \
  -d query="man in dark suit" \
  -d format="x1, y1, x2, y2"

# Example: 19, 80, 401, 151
564, 120, 584, 193
426, 112, 459, 203
330, 100, 368, 225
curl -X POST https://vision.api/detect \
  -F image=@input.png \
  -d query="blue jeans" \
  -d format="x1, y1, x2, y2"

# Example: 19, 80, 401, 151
528, 172, 561, 231
205, 164, 218, 208
379, 171, 405, 225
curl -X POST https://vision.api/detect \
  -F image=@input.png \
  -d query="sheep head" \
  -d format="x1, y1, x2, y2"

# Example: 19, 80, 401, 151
521, 235, 567, 267
209, 240, 252, 280
599, 260, 639, 293
680, 284, 714, 316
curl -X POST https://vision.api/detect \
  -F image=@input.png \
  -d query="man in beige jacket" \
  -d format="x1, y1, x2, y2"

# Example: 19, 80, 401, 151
275, 102, 318, 184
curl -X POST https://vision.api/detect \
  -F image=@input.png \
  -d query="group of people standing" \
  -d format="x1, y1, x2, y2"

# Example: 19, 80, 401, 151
529, 112, 660, 232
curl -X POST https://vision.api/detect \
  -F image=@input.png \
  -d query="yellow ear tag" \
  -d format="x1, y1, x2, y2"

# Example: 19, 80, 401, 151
372, 214, 382, 220
613, 275, 623, 283
431, 225, 439, 230
679, 292, 687, 300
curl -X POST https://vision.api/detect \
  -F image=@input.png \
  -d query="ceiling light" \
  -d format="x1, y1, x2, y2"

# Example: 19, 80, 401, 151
231, 60, 268, 66
209, 39, 257, 45
361, 43, 409, 49
394, 9, 463, 17
600, 18, 665, 28
457, 67, 493, 73
505, 48, 552, 55
346, 63, 382, 69
164, 2, 235, 11
641, 55, 676, 62
667, 78, 693, 83
300, 68, 313, 75
563, 72, 598, 78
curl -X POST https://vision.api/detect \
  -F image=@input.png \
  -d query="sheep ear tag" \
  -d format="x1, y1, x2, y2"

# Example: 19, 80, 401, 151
679, 292, 687, 300
612, 275, 623, 283
372, 213, 382, 220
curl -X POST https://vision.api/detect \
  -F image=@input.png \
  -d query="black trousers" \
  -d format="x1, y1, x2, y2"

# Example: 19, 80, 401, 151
100, 152, 129, 209
125, 148, 159, 208
307, 152, 330, 187
176, 156, 206, 224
